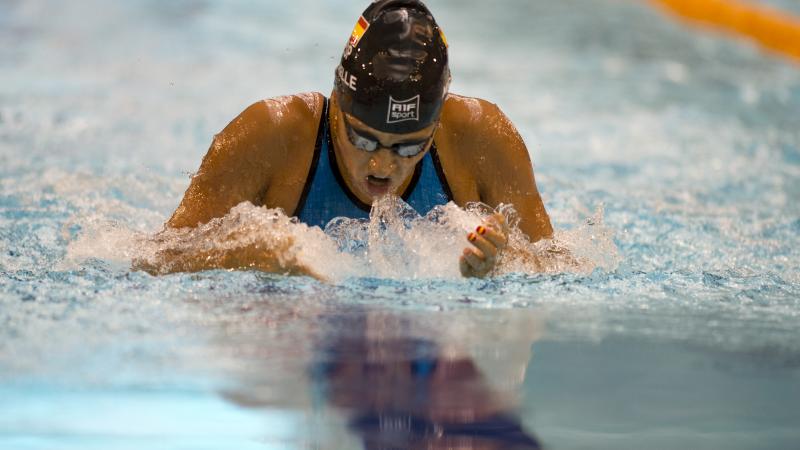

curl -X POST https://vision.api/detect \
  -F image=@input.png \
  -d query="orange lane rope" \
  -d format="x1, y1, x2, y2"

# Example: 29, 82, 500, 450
651, 0, 800, 62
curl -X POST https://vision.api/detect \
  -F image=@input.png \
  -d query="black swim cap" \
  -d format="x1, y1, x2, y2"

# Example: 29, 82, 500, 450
334, 0, 450, 134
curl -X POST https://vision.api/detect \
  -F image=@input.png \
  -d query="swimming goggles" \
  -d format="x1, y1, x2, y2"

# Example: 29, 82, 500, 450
343, 115, 435, 158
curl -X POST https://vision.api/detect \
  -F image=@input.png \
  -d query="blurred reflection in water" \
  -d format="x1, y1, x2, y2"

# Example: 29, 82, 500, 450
310, 310, 542, 450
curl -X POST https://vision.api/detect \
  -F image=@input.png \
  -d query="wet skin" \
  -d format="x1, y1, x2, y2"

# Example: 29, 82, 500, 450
328, 94, 436, 205
165, 91, 553, 277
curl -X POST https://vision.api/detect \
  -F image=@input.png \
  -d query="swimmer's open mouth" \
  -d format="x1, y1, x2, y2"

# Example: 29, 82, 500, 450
367, 175, 390, 185
365, 175, 391, 196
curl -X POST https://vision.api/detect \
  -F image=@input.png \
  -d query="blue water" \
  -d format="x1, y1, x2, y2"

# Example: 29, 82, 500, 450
2, 0, 800, 448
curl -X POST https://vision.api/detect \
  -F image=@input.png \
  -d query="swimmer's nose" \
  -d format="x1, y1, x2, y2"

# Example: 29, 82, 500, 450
368, 149, 397, 175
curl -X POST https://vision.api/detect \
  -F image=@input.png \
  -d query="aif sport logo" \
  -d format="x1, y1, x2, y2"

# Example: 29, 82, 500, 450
386, 95, 420, 124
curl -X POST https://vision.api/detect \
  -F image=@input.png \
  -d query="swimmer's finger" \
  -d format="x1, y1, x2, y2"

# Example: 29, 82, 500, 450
468, 231, 498, 263
476, 223, 507, 250
463, 248, 489, 277
459, 252, 474, 277
284, 257, 330, 281
297, 266, 330, 282
131, 257, 158, 275
489, 212, 510, 237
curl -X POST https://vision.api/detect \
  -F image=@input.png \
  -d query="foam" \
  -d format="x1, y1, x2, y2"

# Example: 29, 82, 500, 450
63, 196, 619, 282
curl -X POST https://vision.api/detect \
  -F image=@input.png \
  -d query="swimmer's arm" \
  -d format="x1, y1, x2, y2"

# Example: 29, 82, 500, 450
476, 103, 553, 242
167, 101, 282, 229
471, 103, 582, 271
133, 218, 321, 278
145, 94, 325, 277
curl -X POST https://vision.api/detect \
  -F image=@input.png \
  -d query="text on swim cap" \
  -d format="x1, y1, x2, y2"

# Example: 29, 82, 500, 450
387, 95, 420, 123
337, 66, 357, 91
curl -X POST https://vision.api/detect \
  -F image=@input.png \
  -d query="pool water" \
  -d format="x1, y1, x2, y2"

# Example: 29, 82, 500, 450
2, 0, 799, 448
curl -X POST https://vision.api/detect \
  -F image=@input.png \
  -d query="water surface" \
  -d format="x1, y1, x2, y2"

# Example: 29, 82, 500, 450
1, 0, 799, 448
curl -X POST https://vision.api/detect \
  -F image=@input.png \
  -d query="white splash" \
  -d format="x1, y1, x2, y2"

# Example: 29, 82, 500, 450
63, 197, 620, 281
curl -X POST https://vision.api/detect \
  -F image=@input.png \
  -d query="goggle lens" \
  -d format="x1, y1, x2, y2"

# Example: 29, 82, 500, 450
344, 117, 431, 158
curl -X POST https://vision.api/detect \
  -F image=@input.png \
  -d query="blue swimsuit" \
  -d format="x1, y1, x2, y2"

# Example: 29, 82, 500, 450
295, 98, 453, 228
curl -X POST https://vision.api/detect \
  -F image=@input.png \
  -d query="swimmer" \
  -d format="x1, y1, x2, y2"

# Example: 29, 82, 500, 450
156, 0, 553, 278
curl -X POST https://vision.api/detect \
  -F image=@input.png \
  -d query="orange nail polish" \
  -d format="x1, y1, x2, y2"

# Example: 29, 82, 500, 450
468, 233, 476, 242
476, 226, 486, 235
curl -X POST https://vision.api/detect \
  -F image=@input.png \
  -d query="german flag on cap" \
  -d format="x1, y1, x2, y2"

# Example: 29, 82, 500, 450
349, 16, 370, 47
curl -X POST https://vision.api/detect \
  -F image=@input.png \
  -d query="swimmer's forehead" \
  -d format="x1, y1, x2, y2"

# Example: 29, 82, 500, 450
345, 112, 436, 141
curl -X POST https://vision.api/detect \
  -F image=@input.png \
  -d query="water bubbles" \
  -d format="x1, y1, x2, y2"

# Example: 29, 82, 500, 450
60, 195, 620, 283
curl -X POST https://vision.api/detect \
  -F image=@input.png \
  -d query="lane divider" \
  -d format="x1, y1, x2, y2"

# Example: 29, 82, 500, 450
651, 0, 800, 62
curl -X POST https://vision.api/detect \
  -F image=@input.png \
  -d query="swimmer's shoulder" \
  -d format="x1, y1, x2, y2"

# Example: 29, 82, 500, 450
256, 92, 326, 132
169, 93, 325, 227
438, 94, 510, 161
436, 93, 540, 209
251, 92, 327, 212
203, 92, 324, 172
439, 93, 510, 146
247, 91, 325, 165
435, 94, 518, 200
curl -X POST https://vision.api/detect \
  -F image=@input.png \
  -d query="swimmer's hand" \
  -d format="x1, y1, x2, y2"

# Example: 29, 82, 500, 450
459, 213, 509, 278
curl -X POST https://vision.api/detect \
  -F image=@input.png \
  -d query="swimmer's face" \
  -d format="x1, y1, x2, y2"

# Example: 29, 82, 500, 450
332, 104, 437, 203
